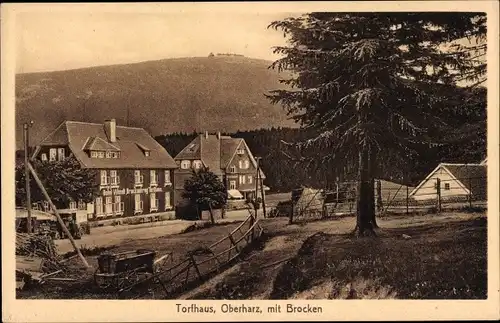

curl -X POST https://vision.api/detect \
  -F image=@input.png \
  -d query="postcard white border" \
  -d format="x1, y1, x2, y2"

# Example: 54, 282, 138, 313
2, 1, 499, 322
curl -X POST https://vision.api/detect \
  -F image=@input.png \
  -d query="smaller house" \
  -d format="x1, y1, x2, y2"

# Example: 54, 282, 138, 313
409, 163, 487, 201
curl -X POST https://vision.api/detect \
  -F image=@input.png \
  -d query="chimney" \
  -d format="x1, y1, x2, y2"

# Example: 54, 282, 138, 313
217, 132, 221, 140
104, 119, 117, 143
205, 131, 209, 139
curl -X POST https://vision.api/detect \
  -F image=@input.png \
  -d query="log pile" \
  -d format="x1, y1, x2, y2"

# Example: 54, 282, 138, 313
16, 233, 62, 272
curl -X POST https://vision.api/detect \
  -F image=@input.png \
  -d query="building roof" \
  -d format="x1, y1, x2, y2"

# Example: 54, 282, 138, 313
410, 163, 487, 199
444, 164, 487, 199
35, 121, 177, 169
220, 137, 244, 169
174, 133, 265, 178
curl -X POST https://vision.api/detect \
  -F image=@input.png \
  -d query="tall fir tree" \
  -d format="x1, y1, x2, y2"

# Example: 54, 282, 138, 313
266, 13, 486, 236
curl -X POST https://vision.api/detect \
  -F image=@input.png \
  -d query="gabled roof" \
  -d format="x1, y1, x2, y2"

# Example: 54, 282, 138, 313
175, 133, 265, 179
410, 163, 487, 199
200, 134, 222, 175
35, 121, 177, 169
174, 136, 202, 160
220, 137, 244, 169
445, 164, 487, 199
83, 137, 120, 151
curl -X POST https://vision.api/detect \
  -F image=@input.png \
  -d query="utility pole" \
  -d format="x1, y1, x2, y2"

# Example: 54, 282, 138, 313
254, 157, 261, 219
23, 121, 34, 233
258, 159, 267, 218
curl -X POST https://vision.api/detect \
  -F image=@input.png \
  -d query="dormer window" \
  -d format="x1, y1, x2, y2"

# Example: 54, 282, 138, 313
193, 160, 203, 169
136, 142, 151, 157
181, 160, 191, 169
186, 143, 196, 152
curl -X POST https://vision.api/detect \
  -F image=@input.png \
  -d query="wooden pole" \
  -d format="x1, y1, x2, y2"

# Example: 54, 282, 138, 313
406, 181, 409, 216
23, 123, 33, 233
468, 174, 473, 208
27, 162, 91, 269
258, 160, 267, 219
436, 178, 442, 213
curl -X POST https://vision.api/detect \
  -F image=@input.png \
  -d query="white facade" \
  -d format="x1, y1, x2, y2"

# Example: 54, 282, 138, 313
409, 164, 470, 201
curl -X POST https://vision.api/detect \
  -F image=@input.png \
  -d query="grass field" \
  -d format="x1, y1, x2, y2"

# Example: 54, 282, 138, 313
17, 212, 487, 300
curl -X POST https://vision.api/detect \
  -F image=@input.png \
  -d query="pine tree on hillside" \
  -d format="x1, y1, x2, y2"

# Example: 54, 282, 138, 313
267, 13, 486, 236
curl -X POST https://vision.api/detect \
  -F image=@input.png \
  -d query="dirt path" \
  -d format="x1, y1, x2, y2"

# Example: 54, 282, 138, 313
179, 212, 485, 299
54, 210, 252, 255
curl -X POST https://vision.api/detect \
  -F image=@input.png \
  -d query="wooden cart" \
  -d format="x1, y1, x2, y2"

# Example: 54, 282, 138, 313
94, 249, 156, 290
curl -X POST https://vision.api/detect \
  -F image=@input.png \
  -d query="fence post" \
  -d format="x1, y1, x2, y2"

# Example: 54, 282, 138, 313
189, 254, 202, 280
406, 182, 409, 216
376, 180, 382, 212
468, 175, 473, 208
228, 232, 242, 253
436, 178, 442, 213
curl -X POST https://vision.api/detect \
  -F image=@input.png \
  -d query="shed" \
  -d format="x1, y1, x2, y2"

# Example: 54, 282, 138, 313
409, 163, 487, 201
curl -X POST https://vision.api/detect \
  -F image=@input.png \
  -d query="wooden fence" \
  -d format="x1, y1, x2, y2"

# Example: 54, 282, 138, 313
287, 176, 487, 223
118, 211, 264, 299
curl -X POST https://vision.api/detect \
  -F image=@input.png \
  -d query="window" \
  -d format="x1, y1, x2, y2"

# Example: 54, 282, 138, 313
110, 170, 119, 186
444, 183, 450, 190
181, 160, 191, 169
145, 151, 150, 157
114, 196, 123, 214
106, 151, 111, 158
239, 175, 246, 185
69, 201, 77, 209
193, 160, 203, 169
229, 165, 236, 173
41, 153, 48, 161
150, 170, 157, 185
248, 175, 253, 184
134, 194, 143, 213
238, 160, 243, 169
134, 170, 143, 185
98, 151, 105, 158
229, 180, 236, 190
165, 192, 171, 209
150, 193, 158, 211
95, 197, 103, 216
237, 148, 245, 155
57, 148, 65, 161
164, 170, 171, 184
91, 151, 98, 158
238, 159, 250, 170
100, 170, 108, 185
105, 197, 113, 215
49, 148, 57, 161
78, 200, 86, 210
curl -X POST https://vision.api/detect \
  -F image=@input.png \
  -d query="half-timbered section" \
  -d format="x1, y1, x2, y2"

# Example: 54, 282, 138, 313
173, 131, 269, 208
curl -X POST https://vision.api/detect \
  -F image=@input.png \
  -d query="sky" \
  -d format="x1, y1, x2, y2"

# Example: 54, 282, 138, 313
16, 10, 292, 74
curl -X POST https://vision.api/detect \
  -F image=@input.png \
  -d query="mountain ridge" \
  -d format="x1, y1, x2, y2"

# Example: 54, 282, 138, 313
15, 56, 295, 148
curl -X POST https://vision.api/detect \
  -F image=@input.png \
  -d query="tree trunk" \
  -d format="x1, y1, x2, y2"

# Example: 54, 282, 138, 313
208, 203, 215, 225
356, 143, 376, 237
368, 147, 378, 228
